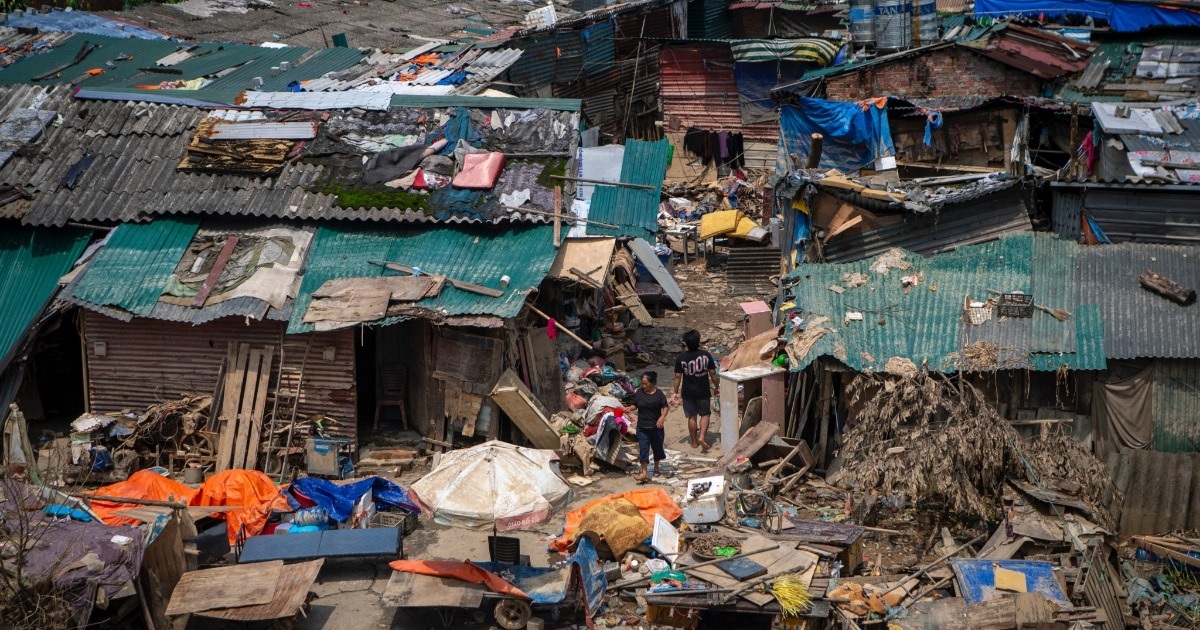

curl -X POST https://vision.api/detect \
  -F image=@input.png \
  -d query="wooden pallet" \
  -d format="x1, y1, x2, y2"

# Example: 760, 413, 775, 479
215, 342, 275, 472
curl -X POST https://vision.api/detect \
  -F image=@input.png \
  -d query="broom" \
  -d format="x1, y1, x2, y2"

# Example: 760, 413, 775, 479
1034, 303, 1072, 321
768, 573, 812, 617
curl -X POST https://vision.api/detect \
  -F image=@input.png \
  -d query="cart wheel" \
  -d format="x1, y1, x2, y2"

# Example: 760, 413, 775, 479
493, 599, 532, 630
179, 433, 215, 458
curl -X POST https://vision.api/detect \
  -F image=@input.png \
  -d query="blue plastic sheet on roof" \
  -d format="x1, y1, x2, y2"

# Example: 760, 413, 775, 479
734, 61, 784, 125
288, 476, 419, 523
975, 0, 1200, 31
779, 97, 894, 173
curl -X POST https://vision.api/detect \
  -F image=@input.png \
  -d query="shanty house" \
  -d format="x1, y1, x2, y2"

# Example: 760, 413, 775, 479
0, 80, 595, 457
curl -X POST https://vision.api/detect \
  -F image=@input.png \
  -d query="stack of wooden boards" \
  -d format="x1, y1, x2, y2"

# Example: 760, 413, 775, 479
215, 342, 275, 472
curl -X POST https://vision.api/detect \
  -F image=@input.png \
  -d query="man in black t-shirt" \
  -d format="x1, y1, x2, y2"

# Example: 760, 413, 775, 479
672, 329, 719, 452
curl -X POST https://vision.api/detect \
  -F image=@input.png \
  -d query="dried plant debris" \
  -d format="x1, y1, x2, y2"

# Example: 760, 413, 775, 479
828, 372, 1114, 528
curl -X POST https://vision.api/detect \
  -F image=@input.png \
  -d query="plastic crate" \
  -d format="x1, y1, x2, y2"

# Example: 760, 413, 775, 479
998, 293, 1034, 318
370, 510, 417, 534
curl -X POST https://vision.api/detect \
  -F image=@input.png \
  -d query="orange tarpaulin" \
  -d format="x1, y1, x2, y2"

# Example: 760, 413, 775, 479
191, 469, 292, 545
90, 469, 290, 545
549, 487, 682, 553
90, 469, 197, 527
389, 560, 529, 599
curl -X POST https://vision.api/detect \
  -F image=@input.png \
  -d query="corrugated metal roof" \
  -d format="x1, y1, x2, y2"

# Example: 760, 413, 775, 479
822, 183, 1032, 263
0, 86, 575, 227
555, 30, 584, 83
0, 35, 183, 86
288, 223, 565, 333
240, 91, 393, 110
786, 233, 1107, 373
1107, 448, 1200, 535
0, 226, 91, 373
387, 94, 581, 111
1051, 183, 1200, 245
70, 218, 200, 317
688, 0, 733, 39
1152, 359, 1200, 452
582, 20, 616, 77
659, 44, 779, 141
1030, 232, 1076, 353
1076, 241, 1200, 360
507, 33, 558, 95
0, 26, 76, 68
964, 23, 1093, 80
588, 138, 670, 239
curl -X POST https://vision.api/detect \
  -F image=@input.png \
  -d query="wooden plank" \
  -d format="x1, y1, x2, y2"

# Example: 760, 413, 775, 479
231, 349, 264, 471
193, 236, 239, 308
715, 421, 781, 471
165, 560, 281, 616
140, 516, 186, 630
489, 369, 561, 450
216, 343, 251, 472
553, 185, 562, 248
613, 278, 652, 325
381, 572, 486, 608
197, 559, 324, 621
302, 288, 390, 324
244, 345, 274, 471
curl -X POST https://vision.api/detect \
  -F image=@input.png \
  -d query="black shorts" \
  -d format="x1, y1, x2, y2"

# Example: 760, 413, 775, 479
682, 396, 711, 418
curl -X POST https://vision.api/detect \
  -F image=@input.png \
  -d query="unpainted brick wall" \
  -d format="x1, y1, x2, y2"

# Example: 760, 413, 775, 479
823, 47, 1042, 101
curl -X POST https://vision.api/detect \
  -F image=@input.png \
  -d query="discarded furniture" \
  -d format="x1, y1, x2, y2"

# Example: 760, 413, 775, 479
374, 362, 409, 430
740, 300, 773, 340
167, 559, 323, 624
718, 364, 786, 451
237, 526, 403, 563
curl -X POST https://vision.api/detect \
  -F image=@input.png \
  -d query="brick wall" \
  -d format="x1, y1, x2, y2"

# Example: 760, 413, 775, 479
823, 46, 1042, 101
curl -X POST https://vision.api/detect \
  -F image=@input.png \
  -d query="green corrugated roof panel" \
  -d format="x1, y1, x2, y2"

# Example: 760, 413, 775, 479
71, 218, 200, 317
288, 223, 565, 334
0, 227, 91, 372
1029, 304, 1105, 371
1031, 232, 1077, 354
589, 138, 670, 239
387, 95, 582, 111
0, 35, 182, 86
786, 234, 1106, 373
1152, 359, 1200, 452
205, 47, 365, 92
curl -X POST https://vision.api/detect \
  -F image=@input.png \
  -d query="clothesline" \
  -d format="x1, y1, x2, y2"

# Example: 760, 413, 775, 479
681, 127, 747, 168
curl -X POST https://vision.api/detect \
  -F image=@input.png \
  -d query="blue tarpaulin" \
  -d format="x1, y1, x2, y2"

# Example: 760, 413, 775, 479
289, 476, 419, 523
779, 97, 894, 173
975, 0, 1200, 31
950, 559, 1071, 608
475, 537, 605, 614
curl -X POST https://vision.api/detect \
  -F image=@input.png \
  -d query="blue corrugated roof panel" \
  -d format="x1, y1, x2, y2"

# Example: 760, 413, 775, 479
288, 223, 565, 333
588, 138, 670, 239
71, 218, 200, 317
0, 226, 91, 372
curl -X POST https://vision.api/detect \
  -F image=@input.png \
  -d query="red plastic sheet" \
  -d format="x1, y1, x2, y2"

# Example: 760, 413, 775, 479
452, 152, 506, 189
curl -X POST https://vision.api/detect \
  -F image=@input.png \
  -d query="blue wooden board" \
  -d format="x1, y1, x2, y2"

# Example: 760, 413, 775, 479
949, 559, 1070, 608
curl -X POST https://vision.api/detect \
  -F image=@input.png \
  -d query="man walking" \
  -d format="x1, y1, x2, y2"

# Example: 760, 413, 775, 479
671, 329, 719, 452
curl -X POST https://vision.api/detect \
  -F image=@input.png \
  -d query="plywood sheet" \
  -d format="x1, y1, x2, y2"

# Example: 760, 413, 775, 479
687, 534, 818, 606
312, 275, 441, 302
166, 560, 281, 616
490, 369, 561, 450
198, 559, 324, 622
548, 237, 616, 285
381, 572, 486, 608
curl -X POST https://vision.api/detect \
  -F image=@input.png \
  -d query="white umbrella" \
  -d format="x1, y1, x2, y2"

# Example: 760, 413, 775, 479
410, 441, 572, 531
